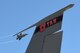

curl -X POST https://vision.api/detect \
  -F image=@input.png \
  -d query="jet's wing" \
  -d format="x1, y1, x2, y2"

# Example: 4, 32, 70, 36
13, 4, 74, 36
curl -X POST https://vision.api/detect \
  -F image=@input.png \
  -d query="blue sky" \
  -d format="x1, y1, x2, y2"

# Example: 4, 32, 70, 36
0, 0, 80, 53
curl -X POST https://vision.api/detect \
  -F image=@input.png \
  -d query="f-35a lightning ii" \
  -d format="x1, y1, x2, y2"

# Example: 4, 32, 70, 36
16, 33, 27, 40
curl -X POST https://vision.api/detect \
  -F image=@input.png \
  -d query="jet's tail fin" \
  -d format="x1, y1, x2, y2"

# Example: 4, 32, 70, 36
25, 4, 74, 53
42, 31, 63, 53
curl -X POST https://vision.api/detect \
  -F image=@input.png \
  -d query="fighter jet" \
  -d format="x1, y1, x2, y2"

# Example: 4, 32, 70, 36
16, 33, 27, 40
